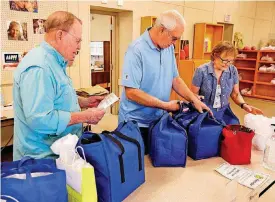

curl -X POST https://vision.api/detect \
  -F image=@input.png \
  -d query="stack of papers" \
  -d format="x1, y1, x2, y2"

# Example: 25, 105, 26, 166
215, 163, 271, 190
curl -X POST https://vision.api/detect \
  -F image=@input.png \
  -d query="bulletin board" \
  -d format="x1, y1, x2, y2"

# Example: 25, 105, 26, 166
1, 0, 68, 85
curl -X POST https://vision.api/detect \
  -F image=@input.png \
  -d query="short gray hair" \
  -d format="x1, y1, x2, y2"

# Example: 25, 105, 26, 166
155, 10, 186, 31
44, 11, 82, 33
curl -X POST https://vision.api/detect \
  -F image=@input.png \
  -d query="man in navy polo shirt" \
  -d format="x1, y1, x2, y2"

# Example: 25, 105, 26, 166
119, 10, 210, 154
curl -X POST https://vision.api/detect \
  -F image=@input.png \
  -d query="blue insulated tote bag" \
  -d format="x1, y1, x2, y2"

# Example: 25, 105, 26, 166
188, 112, 223, 160
76, 121, 145, 202
149, 112, 188, 167
212, 104, 240, 125
172, 102, 201, 129
1, 157, 67, 202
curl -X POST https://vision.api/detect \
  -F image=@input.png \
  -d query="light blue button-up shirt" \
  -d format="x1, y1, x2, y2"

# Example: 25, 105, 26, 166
119, 28, 179, 127
13, 41, 82, 160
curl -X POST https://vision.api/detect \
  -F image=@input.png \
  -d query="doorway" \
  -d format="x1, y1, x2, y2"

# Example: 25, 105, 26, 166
90, 11, 118, 114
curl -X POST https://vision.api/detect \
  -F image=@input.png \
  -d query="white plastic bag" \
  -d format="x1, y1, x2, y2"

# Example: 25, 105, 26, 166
50, 134, 79, 164
56, 146, 92, 193
244, 114, 275, 150
51, 135, 94, 193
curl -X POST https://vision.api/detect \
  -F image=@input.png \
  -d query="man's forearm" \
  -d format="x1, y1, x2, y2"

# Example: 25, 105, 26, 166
125, 88, 168, 110
68, 112, 86, 126
172, 77, 199, 103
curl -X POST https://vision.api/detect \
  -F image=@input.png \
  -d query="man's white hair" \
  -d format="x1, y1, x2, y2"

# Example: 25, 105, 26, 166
155, 10, 186, 31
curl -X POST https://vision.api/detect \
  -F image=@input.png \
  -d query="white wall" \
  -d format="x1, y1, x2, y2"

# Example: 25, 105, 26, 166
1, 0, 275, 104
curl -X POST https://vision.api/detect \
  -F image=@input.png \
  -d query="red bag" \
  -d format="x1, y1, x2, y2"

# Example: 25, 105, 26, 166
221, 125, 255, 165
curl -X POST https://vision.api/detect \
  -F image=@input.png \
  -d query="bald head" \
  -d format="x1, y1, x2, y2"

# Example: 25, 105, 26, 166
44, 11, 82, 33
155, 10, 186, 31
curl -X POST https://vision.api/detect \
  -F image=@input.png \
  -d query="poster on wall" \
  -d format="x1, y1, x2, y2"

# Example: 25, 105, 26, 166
2, 52, 23, 71
7, 21, 28, 41
9, 0, 38, 13
33, 19, 46, 34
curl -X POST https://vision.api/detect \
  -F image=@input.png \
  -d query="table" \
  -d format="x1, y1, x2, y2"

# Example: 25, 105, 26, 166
124, 150, 275, 202
1, 107, 14, 147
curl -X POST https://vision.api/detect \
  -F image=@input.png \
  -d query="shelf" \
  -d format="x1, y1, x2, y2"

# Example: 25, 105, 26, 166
235, 58, 257, 61
260, 50, 275, 53
258, 71, 275, 74
240, 80, 254, 84
237, 67, 255, 71
256, 82, 275, 86
254, 95, 275, 101
258, 61, 275, 64
242, 94, 255, 98
238, 50, 258, 53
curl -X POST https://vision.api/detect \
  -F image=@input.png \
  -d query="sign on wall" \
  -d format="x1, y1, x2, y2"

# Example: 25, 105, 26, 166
2, 52, 23, 71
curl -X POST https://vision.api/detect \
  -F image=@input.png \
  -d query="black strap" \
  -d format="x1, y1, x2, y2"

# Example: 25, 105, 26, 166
102, 132, 125, 183
112, 130, 142, 171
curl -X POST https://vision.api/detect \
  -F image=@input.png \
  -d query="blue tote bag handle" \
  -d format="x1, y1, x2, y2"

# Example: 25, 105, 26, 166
111, 130, 143, 171
101, 131, 126, 183
116, 120, 139, 131
18, 156, 35, 169
196, 111, 225, 129
1, 195, 20, 202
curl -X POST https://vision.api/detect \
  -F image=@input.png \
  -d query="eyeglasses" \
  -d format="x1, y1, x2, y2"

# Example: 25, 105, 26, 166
167, 30, 180, 41
218, 56, 234, 65
62, 30, 82, 45
161, 25, 180, 41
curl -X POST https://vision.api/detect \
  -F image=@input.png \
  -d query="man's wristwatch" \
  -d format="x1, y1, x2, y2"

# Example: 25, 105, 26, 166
240, 103, 247, 109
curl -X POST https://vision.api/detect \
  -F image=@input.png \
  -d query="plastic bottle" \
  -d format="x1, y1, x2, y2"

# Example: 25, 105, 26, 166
263, 124, 275, 171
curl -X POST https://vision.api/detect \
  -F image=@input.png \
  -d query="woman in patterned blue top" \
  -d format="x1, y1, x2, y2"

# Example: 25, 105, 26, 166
191, 41, 263, 115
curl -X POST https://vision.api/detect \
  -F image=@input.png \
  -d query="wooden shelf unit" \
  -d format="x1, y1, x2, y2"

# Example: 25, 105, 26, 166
193, 23, 224, 60
235, 49, 275, 101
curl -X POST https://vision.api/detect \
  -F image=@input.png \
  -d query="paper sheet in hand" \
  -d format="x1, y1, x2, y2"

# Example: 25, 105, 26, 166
97, 93, 119, 109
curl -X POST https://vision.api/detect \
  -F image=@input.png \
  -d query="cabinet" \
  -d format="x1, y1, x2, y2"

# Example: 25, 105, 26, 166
255, 50, 275, 100
235, 50, 275, 101
170, 59, 210, 100
140, 16, 157, 34
193, 23, 224, 60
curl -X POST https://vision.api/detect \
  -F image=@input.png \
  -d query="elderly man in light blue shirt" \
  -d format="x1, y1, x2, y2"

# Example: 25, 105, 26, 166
13, 11, 105, 160
119, 10, 211, 154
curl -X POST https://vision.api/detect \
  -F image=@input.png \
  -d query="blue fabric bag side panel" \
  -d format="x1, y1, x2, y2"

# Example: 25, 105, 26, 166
1, 162, 67, 202
112, 121, 145, 201
188, 113, 223, 160
77, 132, 112, 202
150, 113, 188, 167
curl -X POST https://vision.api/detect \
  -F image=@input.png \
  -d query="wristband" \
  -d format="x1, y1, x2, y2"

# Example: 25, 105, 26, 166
240, 103, 247, 109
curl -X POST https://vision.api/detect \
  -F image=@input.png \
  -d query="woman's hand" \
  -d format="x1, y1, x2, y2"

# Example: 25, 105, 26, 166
243, 104, 263, 115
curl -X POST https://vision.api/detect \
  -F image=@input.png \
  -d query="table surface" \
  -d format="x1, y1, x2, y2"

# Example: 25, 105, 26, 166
124, 150, 275, 202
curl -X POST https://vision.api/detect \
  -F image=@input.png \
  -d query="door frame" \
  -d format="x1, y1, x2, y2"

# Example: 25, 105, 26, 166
90, 9, 119, 114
